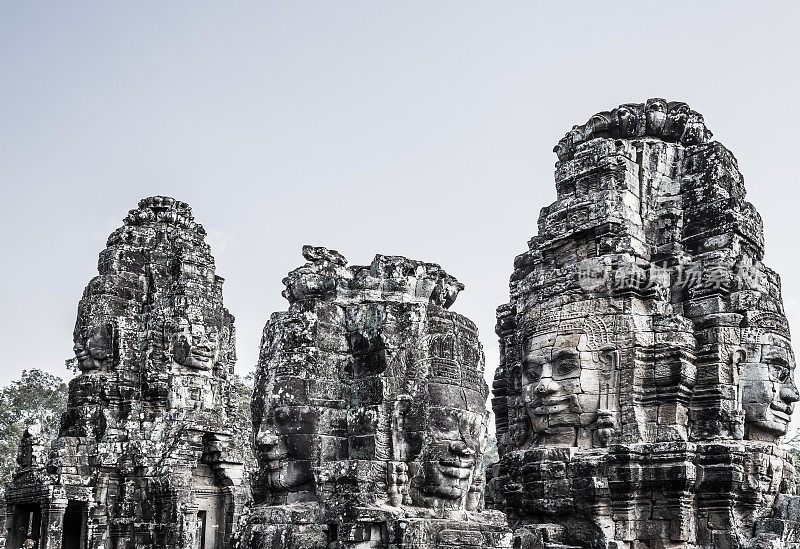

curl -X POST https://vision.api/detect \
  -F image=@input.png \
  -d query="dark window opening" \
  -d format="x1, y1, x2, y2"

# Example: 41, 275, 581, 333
7, 503, 41, 548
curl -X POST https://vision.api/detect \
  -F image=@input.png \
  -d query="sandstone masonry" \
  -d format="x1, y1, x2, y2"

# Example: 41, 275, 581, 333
5, 197, 250, 549
488, 100, 800, 548
5, 99, 800, 549
239, 246, 510, 549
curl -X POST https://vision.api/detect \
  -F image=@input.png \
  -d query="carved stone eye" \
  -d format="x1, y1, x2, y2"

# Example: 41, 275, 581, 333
549, 351, 579, 377
768, 361, 790, 382
275, 409, 289, 424
553, 358, 579, 377
525, 363, 543, 381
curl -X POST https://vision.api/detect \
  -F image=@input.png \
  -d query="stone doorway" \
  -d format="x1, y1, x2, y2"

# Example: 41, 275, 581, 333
61, 502, 85, 549
7, 503, 41, 548
192, 464, 229, 549
197, 510, 208, 549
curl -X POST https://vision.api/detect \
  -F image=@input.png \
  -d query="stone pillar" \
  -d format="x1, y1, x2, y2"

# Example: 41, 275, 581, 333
86, 502, 106, 549
0, 499, 6, 549
80, 505, 90, 549
39, 500, 67, 549
182, 502, 200, 549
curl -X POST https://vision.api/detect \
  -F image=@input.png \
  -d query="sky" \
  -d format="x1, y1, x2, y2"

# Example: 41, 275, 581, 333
2, 2, 800, 430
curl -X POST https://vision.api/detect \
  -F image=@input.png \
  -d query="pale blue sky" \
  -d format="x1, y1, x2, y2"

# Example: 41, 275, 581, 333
2, 2, 800, 413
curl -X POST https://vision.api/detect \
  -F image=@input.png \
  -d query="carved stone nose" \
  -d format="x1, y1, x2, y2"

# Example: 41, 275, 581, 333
781, 384, 800, 403
535, 379, 557, 395
449, 440, 475, 456
256, 428, 278, 447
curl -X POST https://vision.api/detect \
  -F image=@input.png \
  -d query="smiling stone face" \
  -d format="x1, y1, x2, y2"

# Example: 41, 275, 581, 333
417, 397, 485, 509
250, 303, 349, 507
520, 319, 614, 448
254, 401, 318, 497
522, 332, 581, 443
172, 322, 218, 371
502, 292, 633, 453
73, 323, 115, 372
387, 308, 491, 514
741, 315, 800, 442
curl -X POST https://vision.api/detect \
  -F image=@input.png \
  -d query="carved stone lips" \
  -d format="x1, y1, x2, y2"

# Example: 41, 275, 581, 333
74, 348, 90, 361
264, 449, 288, 470
529, 397, 570, 415
193, 345, 215, 359
438, 457, 475, 479
771, 402, 793, 420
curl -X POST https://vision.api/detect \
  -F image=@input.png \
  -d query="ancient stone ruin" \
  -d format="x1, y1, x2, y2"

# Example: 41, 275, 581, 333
5, 100, 800, 549
4, 197, 249, 549
488, 100, 800, 548
238, 246, 510, 548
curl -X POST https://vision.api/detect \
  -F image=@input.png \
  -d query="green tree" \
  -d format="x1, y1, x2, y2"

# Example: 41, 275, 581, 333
482, 433, 499, 473
782, 427, 800, 490
481, 411, 500, 474
0, 369, 68, 486
231, 372, 254, 426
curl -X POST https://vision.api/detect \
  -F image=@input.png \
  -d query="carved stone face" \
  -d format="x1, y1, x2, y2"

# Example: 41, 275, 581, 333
419, 397, 484, 507
173, 322, 217, 370
520, 329, 607, 447
73, 324, 114, 371
511, 404, 531, 448
254, 400, 317, 495
741, 330, 799, 441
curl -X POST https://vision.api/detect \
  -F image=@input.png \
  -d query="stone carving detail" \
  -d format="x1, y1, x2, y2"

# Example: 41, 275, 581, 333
489, 100, 800, 548
554, 99, 713, 162
5, 196, 251, 549
239, 246, 510, 548
14, 422, 49, 477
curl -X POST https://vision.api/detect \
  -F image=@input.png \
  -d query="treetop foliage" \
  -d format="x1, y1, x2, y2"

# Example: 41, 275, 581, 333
0, 369, 68, 487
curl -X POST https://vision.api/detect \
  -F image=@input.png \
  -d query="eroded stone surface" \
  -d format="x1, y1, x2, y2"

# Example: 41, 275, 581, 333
489, 100, 800, 548
238, 246, 510, 549
5, 196, 250, 549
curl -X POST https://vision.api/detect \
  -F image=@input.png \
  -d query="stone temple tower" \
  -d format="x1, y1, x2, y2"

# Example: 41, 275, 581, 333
488, 100, 800, 548
239, 246, 510, 548
5, 196, 249, 549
